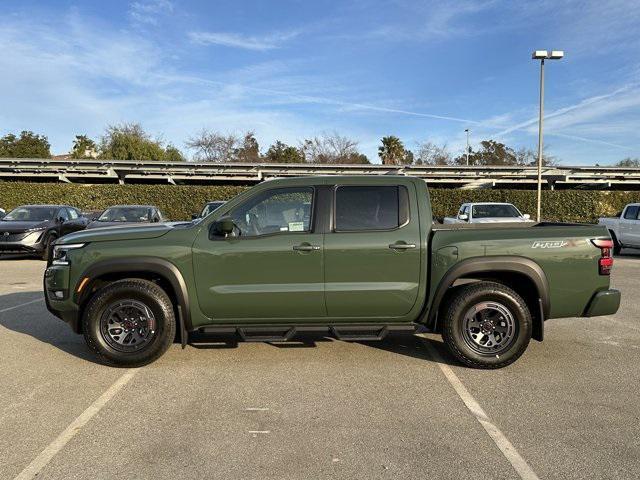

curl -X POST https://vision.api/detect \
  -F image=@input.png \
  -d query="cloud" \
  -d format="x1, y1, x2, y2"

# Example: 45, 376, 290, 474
188, 30, 300, 51
128, 0, 174, 26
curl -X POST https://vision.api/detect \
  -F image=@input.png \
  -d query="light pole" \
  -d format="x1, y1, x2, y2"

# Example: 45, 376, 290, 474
532, 50, 563, 221
464, 128, 470, 166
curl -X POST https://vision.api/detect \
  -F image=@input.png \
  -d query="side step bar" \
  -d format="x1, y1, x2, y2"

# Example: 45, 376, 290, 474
197, 324, 416, 342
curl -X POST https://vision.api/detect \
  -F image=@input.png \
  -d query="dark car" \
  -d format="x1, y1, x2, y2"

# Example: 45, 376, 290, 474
192, 200, 226, 219
0, 205, 88, 259
86, 205, 167, 229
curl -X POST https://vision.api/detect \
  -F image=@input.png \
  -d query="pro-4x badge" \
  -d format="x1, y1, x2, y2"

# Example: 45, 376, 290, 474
531, 240, 569, 249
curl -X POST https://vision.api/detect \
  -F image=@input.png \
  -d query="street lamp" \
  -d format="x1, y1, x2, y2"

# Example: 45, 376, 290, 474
532, 50, 563, 221
464, 128, 470, 166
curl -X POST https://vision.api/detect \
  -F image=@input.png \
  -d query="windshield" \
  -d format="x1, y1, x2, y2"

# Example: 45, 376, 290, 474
3, 206, 58, 222
472, 204, 521, 219
98, 207, 150, 222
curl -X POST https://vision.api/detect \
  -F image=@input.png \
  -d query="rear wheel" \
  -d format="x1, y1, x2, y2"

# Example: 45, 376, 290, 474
441, 282, 532, 369
82, 279, 176, 367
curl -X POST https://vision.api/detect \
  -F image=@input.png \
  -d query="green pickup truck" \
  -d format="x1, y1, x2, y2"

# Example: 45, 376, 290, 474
44, 175, 620, 368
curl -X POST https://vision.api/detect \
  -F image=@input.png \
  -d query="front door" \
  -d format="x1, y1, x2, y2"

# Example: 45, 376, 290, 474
324, 184, 422, 318
620, 205, 640, 246
192, 186, 325, 321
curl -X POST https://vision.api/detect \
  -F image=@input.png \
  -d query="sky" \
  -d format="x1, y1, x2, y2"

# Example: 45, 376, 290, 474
1, 0, 639, 165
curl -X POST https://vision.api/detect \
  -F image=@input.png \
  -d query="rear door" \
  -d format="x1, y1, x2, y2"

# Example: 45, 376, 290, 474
323, 182, 421, 318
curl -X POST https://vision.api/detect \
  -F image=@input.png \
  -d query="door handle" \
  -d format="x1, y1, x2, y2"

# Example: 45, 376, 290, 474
293, 244, 320, 251
389, 243, 416, 250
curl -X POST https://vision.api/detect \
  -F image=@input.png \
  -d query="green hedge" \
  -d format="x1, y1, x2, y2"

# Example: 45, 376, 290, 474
1, 182, 639, 223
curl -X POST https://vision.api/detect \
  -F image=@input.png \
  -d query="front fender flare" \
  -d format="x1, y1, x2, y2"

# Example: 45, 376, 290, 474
76, 257, 192, 332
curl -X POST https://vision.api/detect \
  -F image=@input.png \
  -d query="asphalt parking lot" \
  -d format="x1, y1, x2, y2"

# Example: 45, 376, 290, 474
1, 254, 639, 479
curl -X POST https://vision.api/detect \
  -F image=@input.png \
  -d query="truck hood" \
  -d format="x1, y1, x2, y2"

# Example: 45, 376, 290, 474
57, 223, 172, 244
86, 221, 152, 229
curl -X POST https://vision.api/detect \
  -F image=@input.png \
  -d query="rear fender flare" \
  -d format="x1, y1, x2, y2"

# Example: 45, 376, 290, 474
427, 256, 550, 331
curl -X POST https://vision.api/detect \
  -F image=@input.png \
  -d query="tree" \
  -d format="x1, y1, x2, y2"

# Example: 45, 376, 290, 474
98, 123, 171, 161
301, 132, 369, 164
514, 146, 558, 166
378, 136, 411, 165
0, 131, 51, 158
465, 140, 517, 166
185, 129, 238, 162
615, 157, 640, 167
71, 135, 97, 159
163, 144, 186, 162
415, 142, 452, 165
234, 132, 261, 163
264, 141, 304, 163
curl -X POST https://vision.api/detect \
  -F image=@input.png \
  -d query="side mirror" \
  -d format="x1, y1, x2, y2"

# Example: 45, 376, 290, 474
459, 213, 469, 221
210, 217, 237, 238
523, 213, 531, 220
56, 217, 65, 224
191, 213, 199, 220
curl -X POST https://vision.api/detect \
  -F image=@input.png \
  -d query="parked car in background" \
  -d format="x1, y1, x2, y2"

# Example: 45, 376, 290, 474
45, 176, 619, 368
0, 205, 88, 259
444, 202, 532, 224
86, 205, 167, 229
598, 203, 640, 254
192, 200, 227, 219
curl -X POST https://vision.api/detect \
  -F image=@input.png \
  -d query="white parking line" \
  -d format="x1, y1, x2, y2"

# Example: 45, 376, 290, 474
0, 298, 44, 314
13, 369, 139, 480
422, 340, 540, 480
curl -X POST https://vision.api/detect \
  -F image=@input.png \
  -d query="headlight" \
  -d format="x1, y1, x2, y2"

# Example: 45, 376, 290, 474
52, 243, 86, 266
26, 226, 47, 232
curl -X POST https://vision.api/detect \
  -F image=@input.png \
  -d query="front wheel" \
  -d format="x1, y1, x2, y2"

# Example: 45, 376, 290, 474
441, 282, 532, 369
82, 279, 176, 367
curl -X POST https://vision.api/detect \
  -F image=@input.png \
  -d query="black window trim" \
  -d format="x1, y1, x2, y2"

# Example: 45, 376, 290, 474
211, 185, 318, 240
331, 184, 411, 233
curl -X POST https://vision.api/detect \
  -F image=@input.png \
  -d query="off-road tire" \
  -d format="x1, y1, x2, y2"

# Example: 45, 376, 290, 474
82, 279, 176, 367
441, 281, 532, 369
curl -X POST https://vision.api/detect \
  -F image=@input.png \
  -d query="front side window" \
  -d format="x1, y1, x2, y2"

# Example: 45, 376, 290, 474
67, 208, 79, 220
228, 187, 313, 237
624, 206, 640, 220
335, 185, 408, 231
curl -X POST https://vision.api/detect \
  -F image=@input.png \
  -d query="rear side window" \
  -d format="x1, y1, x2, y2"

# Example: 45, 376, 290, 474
335, 185, 409, 231
624, 206, 639, 219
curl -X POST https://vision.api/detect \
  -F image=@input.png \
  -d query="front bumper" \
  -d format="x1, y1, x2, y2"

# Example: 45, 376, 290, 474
44, 265, 81, 333
584, 289, 621, 317
0, 231, 46, 254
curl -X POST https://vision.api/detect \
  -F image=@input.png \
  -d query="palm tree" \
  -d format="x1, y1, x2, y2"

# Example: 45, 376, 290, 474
378, 136, 409, 165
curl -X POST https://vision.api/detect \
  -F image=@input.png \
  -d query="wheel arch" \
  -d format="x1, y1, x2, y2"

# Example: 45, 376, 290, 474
75, 257, 191, 337
427, 256, 549, 341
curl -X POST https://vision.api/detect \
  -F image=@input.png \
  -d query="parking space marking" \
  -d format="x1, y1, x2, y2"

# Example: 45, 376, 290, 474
0, 298, 44, 314
13, 368, 139, 480
423, 340, 540, 480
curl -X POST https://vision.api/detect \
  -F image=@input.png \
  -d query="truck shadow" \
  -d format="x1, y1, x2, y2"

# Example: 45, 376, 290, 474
0, 290, 98, 363
356, 335, 460, 367
1, 290, 458, 366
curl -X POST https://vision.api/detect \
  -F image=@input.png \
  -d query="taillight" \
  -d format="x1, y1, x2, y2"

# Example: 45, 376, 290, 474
591, 238, 614, 275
